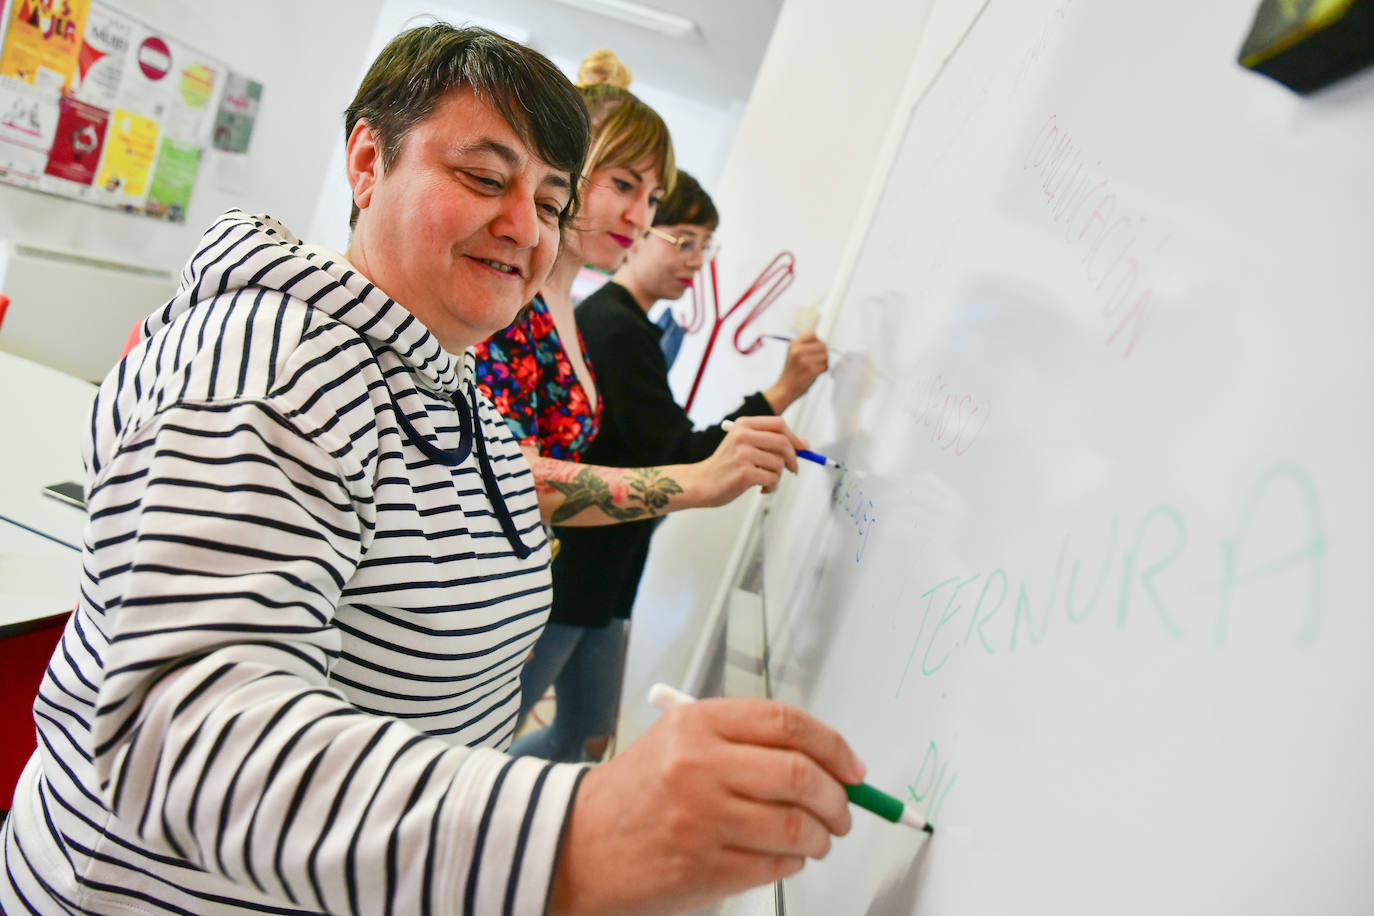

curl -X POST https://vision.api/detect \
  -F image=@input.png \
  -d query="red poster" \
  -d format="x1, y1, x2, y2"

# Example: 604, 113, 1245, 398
44, 94, 106, 184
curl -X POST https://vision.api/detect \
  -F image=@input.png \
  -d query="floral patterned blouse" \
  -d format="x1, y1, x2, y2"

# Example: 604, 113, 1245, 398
474, 294, 601, 461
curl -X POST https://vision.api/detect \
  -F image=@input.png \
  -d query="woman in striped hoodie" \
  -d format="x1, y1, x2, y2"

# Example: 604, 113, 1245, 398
1, 24, 864, 916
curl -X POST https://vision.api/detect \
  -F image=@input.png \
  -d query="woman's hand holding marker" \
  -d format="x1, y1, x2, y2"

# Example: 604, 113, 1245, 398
549, 696, 864, 916
649, 684, 930, 832
763, 331, 829, 413
689, 415, 805, 503
722, 419, 848, 474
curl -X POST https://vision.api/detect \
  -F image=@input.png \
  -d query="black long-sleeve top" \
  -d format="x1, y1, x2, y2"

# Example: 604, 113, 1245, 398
549, 281, 774, 628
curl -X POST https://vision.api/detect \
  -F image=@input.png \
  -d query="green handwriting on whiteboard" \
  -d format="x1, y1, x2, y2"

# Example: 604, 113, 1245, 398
1214, 462, 1327, 649
894, 463, 1328, 698
906, 739, 958, 826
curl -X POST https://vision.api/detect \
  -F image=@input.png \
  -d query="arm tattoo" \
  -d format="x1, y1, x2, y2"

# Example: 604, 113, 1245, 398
545, 466, 684, 525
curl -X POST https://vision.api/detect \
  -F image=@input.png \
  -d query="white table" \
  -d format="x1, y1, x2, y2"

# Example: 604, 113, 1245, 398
0, 351, 93, 633
0, 521, 79, 634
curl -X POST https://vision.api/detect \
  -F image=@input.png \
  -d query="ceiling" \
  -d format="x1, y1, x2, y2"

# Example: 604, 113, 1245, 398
408, 0, 784, 107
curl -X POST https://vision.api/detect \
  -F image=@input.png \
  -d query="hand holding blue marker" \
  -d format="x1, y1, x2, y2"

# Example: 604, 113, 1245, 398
721, 419, 849, 472
646, 683, 933, 833
763, 333, 855, 361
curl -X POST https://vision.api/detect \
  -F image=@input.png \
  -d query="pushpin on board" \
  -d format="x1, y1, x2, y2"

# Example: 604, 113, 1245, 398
1238, 0, 1374, 94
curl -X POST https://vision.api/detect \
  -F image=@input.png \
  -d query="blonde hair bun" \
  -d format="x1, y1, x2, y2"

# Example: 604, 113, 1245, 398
577, 49, 632, 89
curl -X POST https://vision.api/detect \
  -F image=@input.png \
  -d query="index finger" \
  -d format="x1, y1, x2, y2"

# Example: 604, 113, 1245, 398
733, 416, 809, 457
768, 416, 809, 452
694, 697, 865, 785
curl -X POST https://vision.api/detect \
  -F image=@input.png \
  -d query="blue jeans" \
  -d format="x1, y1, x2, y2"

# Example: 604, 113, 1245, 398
510, 619, 627, 762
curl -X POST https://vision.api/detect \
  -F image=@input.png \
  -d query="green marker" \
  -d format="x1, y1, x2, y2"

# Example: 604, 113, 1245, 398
646, 683, 934, 835
844, 781, 932, 833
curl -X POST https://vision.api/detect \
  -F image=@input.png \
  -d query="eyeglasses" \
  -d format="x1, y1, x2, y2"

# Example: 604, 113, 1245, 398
645, 225, 720, 260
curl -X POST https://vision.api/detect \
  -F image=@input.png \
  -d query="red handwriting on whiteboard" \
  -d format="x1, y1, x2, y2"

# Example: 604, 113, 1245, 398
1023, 114, 1170, 358
901, 370, 991, 457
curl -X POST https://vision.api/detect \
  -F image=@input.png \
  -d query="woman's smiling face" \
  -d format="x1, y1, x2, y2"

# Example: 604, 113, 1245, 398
345, 87, 574, 351
566, 159, 665, 271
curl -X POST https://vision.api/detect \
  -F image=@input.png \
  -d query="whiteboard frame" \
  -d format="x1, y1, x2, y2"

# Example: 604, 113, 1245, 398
759, 1, 991, 912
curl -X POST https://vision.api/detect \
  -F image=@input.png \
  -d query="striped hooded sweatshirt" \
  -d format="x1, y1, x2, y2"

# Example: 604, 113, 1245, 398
1, 211, 585, 915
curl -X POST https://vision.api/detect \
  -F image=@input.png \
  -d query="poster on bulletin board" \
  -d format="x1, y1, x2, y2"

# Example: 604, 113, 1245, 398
68, 1, 129, 109
143, 134, 197, 220
0, 0, 262, 222
43, 94, 105, 186
0, 72, 58, 184
211, 72, 260, 153
94, 105, 154, 203
0, 0, 90, 92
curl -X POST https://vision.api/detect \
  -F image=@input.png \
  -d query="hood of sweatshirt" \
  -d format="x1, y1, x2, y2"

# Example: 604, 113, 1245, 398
146, 210, 465, 395
138, 210, 533, 558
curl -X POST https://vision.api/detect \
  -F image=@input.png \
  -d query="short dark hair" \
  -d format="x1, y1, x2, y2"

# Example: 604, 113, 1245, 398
652, 170, 717, 231
344, 23, 591, 229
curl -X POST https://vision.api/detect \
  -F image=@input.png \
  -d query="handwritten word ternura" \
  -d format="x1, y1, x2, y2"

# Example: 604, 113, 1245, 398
896, 462, 1327, 696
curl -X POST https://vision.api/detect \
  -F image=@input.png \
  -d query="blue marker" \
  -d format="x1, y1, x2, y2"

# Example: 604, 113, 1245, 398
721, 420, 848, 472
796, 448, 847, 472
764, 332, 854, 360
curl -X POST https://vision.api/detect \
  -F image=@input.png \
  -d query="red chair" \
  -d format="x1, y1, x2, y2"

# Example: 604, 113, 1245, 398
121, 320, 142, 358
0, 293, 10, 332
0, 616, 67, 812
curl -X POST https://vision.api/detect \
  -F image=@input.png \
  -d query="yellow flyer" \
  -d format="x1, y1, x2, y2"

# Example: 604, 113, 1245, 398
95, 107, 156, 201
0, 0, 91, 92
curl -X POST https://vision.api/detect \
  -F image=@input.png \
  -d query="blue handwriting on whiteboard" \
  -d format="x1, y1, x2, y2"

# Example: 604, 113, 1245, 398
834, 472, 878, 563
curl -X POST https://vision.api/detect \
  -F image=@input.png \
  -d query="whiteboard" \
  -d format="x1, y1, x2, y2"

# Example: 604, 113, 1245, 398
756, 0, 1374, 913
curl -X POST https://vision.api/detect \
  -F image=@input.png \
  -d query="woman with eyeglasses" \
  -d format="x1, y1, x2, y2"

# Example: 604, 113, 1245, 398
509, 170, 829, 763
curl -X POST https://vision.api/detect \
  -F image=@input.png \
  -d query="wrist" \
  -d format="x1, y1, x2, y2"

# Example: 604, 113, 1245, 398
669, 462, 708, 510
549, 769, 616, 916
762, 382, 796, 414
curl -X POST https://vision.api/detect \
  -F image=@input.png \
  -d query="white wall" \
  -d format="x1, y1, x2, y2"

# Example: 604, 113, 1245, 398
619, 0, 940, 744
665, 0, 944, 421
545, 52, 746, 191
0, 0, 381, 274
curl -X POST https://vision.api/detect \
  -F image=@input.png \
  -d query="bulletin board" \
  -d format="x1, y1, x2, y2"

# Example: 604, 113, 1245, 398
0, 0, 263, 222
